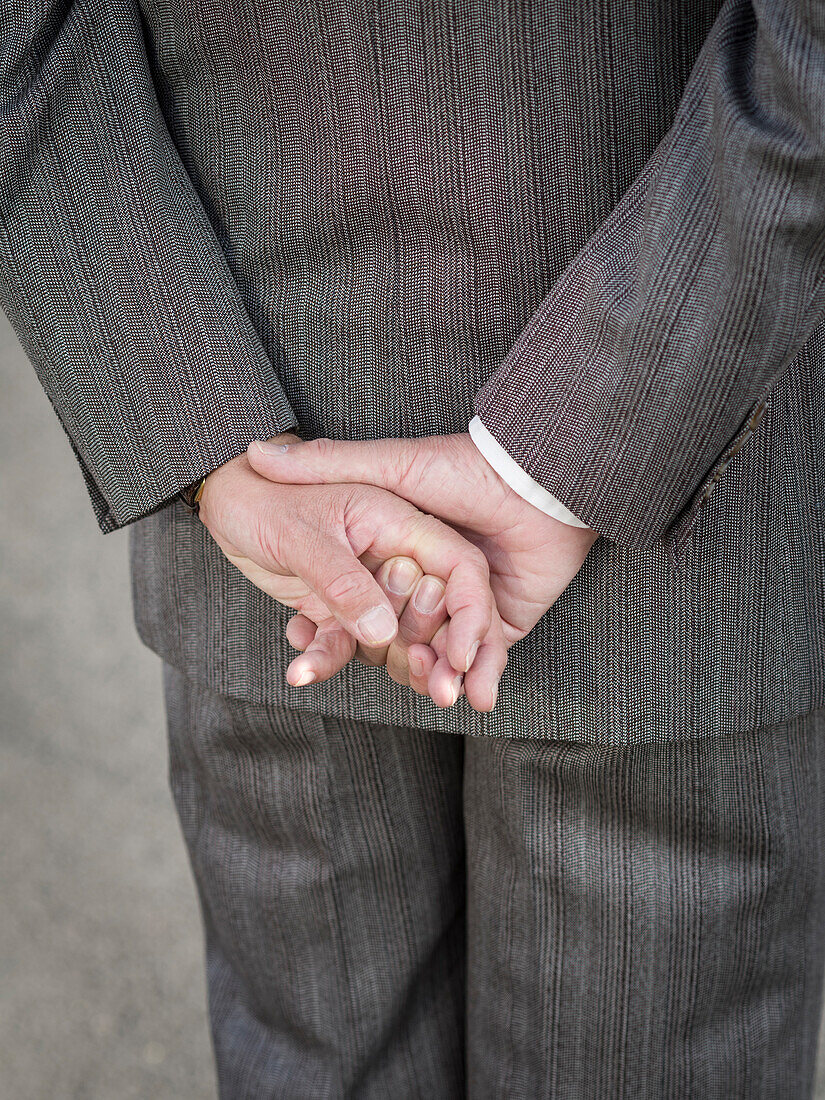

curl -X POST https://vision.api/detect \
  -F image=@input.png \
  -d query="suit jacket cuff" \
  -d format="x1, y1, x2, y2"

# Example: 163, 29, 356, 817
468, 417, 591, 529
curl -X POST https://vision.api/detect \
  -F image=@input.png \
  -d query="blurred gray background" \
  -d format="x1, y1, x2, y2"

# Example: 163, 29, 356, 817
2, 307, 824, 1099
1, 314, 214, 1095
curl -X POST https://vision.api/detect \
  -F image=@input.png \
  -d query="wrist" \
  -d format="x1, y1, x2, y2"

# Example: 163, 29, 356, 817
184, 428, 303, 521
467, 417, 597, 534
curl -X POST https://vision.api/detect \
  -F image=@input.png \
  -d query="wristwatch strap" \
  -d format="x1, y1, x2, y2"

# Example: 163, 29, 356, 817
178, 476, 207, 516
177, 425, 305, 516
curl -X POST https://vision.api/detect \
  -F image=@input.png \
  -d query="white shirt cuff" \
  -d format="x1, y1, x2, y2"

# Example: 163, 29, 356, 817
468, 416, 591, 529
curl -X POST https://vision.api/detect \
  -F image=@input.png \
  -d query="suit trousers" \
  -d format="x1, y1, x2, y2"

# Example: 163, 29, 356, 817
162, 662, 825, 1099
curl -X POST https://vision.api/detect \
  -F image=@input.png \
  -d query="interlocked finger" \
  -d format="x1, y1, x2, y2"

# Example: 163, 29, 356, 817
356, 556, 425, 666
285, 616, 356, 686
284, 555, 426, 685
386, 574, 449, 686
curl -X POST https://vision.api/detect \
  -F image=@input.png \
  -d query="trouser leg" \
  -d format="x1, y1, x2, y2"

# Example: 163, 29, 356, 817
464, 709, 825, 1099
162, 663, 466, 1100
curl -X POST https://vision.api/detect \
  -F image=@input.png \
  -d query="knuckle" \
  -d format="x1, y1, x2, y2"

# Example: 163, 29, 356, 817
322, 568, 366, 607
397, 617, 431, 645
345, 483, 376, 510
308, 436, 334, 461
412, 511, 446, 545
314, 491, 344, 532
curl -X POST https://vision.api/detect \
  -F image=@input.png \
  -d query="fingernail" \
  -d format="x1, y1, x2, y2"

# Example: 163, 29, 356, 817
357, 605, 396, 646
449, 675, 463, 705
254, 440, 290, 456
387, 558, 419, 595
464, 640, 480, 672
293, 669, 316, 687
489, 681, 499, 709
413, 577, 445, 614
409, 655, 424, 677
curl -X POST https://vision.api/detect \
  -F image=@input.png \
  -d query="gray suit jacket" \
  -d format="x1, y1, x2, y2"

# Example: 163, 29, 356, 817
1, 0, 823, 743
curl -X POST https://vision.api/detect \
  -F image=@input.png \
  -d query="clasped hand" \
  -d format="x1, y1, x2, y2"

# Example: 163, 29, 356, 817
197, 431, 599, 712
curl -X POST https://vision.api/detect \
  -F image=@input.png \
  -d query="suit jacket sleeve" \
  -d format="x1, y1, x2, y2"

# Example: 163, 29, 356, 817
474, 0, 825, 555
467, 416, 592, 528
0, 0, 298, 533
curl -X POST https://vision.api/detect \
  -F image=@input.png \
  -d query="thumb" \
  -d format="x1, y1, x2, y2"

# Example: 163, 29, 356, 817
247, 436, 420, 494
283, 531, 400, 650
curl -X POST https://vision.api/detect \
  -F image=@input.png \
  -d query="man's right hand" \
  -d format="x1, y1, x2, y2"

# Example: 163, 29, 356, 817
196, 439, 508, 711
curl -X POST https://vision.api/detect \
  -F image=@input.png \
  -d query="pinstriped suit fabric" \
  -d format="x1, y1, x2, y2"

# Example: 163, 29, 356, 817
464, 720, 825, 1099
164, 663, 825, 1098
1, 1, 823, 742
476, 0, 825, 553
163, 662, 467, 1099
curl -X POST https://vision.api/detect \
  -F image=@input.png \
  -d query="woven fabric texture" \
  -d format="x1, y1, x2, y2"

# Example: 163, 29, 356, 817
1, 1, 823, 741
475, 1, 825, 552
164, 664, 825, 1098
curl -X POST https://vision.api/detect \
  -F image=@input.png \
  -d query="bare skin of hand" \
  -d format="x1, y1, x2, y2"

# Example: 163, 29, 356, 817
196, 435, 506, 710
288, 557, 454, 692
246, 432, 601, 707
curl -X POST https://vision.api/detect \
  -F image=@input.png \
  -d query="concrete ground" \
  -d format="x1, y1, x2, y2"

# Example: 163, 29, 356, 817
1, 309, 824, 1098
